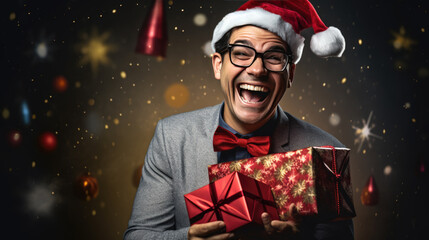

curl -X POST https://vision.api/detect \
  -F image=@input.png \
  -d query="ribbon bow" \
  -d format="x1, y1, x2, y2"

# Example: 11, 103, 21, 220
213, 126, 270, 157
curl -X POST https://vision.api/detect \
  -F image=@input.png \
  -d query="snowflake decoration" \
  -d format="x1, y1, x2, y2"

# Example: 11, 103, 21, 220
352, 111, 382, 152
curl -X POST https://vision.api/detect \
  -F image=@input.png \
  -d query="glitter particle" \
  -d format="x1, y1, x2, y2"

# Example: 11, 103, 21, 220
358, 39, 363, 45
384, 165, 392, 175
120, 71, 126, 79
10, 12, 16, 21
341, 77, 347, 84
2, 108, 10, 119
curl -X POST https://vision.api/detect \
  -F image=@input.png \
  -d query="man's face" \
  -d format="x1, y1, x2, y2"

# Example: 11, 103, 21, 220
212, 25, 295, 134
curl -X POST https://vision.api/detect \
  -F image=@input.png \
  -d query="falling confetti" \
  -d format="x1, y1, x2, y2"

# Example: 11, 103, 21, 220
26, 184, 56, 216
74, 174, 99, 201
193, 13, 207, 26
38, 131, 58, 152
7, 130, 22, 147
329, 113, 341, 126
53, 75, 68, 92
164, 83, 190, 108
202, 41, 214, 56
361, 175, 379, 206
35, 42, 48, 58
21, 101, 30, 125
391, 26, 416, 50
2, 108, 10, 119
79, 29, 115, 73
384, 165, 392, 175
352, 111, 382, 152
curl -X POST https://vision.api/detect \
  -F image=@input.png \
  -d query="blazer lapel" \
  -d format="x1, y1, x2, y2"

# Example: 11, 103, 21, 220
270, 105, 290, 153
200, 104, 222, 166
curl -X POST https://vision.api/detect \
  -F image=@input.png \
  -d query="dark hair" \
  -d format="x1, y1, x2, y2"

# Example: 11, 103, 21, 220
214, 29, 233, 56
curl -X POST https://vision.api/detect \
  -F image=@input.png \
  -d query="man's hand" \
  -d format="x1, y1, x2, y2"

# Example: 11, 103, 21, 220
188, 221, 235, 240
261, 204, 300, 239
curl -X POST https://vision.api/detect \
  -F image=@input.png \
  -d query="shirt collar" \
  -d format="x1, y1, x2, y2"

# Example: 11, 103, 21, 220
218, 102, 278, 138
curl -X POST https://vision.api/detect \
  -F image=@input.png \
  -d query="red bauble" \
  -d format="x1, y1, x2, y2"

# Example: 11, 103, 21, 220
8, 130, 22, 147
38, 131, 57, 152
135, 0, 168, 57
361, 175, 379, 206
75, 174, 99, 201
53, 75, 68, 92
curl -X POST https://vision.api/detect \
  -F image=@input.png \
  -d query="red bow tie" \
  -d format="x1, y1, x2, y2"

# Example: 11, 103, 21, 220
213, 126, 270, 157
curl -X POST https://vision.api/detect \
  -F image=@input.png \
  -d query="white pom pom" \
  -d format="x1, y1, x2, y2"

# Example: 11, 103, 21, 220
310, 26, 345, 57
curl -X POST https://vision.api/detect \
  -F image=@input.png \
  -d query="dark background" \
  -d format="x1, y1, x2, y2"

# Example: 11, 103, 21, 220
1, 0, 428, 239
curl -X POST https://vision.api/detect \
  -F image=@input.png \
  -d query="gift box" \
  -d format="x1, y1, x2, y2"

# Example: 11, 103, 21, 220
208, 146, 356, 221
184, 171, 279, 232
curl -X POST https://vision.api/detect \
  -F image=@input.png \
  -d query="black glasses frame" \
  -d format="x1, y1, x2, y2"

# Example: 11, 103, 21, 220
225, 44, 293, 72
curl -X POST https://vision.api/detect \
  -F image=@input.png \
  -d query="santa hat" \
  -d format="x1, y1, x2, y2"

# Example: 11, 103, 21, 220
211, 0, 345, 64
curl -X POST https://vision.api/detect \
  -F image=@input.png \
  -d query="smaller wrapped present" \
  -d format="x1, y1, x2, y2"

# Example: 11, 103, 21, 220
184, 171, 279, 232
208, 146, 356, 221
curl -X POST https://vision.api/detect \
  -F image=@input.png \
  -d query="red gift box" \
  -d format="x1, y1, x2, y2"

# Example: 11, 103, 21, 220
208, 146, 356, 221
184, 171, 279, 232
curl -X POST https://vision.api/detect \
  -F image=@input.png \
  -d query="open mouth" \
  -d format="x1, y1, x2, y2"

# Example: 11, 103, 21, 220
238, 83, 269, 103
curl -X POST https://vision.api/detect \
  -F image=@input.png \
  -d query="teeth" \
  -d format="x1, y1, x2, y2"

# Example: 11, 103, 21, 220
239, 84, 268, 92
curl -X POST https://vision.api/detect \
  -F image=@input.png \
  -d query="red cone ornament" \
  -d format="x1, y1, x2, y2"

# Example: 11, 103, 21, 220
135, 0, 168, 57
361, 175, 379, 206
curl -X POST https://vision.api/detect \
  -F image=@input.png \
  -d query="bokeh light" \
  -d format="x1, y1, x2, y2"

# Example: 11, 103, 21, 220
164, 83, 190, 108
193, 13, 207, 26
329, 113, 341, 126
53, 75, 68, 92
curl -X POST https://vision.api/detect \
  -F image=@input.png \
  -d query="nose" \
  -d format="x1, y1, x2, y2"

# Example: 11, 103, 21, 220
246, 56, 267, 77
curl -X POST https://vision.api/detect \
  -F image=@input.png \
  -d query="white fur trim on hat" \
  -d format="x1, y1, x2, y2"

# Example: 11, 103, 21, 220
211, 8, 305, 64
310, 26, 345, 57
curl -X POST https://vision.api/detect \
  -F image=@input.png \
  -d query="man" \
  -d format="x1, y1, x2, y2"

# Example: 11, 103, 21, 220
124, 0, 354, 239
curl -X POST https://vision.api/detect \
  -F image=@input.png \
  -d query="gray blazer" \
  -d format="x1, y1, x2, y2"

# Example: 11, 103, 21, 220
124, 104, 348, 240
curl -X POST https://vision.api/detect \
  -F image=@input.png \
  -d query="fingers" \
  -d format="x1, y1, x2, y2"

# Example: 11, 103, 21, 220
206, 232, 235, 240
188, 221, 235, 240
261, 212, 275, 235
271, 220, 298, 234
289, 204, 301, 222
262, 211, 299, 236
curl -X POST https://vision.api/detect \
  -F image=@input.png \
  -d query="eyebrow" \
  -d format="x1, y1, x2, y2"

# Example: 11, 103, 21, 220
231, 40, 287, 52
231, 39, 252, 46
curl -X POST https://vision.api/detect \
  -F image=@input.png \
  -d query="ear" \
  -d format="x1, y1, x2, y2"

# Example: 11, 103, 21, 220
287, 63, 296, 88
212, 53, 222, 80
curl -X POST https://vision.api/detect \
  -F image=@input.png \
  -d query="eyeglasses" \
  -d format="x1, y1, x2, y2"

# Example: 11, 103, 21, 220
225, 44, 292, 72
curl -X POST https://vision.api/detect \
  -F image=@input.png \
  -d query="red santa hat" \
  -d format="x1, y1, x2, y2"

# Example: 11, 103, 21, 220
211, 0, 346, 64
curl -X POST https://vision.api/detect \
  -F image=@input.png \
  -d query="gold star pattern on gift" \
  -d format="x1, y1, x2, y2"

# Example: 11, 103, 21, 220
275, 164, 288, 181
250, 169, 262, 181
243, 162, 254, 173
292, 180, 306, 197
303, 187, 315, 204
391, 26, 416, 50
273, 192, 289, 208
229, 161, 242, 172
78, 29, 116, 73
352, 111, 382, 153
